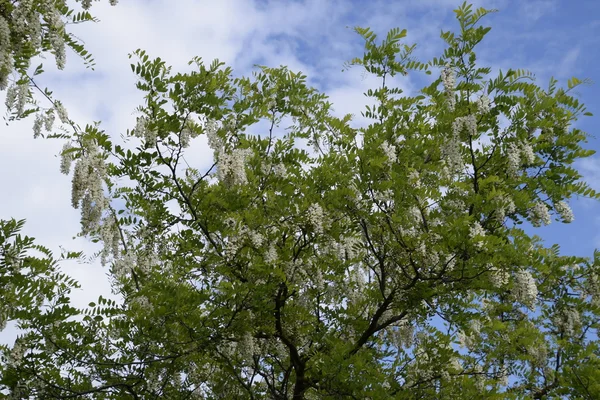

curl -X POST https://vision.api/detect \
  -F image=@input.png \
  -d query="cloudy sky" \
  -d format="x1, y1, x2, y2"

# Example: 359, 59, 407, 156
1, 0, 599, 345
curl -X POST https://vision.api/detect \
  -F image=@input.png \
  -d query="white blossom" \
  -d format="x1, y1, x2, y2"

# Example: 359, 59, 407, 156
238, 332, 255, 363
205, 119, 223, 152
32, 113, 44, 138
555, 200, 574, 223
380, 140, 397, 165
5, 84, 18, 111
248, 230, 265, 247
489, 267, 510, 288
55, 102, 69, 123
442, 135, 463, 176
530, 201, 551, 227
441, 64, 456, 111
476, 95, 491, 114
393, 320, 414, 349
113, 252, 136, 279
8, 339, 26, 368
513, 269, 538, 309
273, 163, 287, 178
216, 147, 253, 186
553, 308, 581, 337
527, 343, 548, 367
521, 142, 535, 165
71, 141, 108, 235
506, 142, 521, 177
49, 28, 66, 70
60, 142, 74, 175
131, 295, 154, 313
495, 194, 516, 222
265, 242, 278, 264
44, 110, 56, 131
134, 116, 157, 147
408, 170, 421, 188
469, 221, 485, 249
307, 203, 325, 234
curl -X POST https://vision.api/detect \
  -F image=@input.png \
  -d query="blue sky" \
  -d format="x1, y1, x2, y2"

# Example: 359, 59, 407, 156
1, 0, 599, 345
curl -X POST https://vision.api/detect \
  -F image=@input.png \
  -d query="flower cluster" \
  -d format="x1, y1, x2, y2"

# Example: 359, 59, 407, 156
392, 320, 415, 349
469, 221, 486, 249
216, 148, 253, 186
458, 320, 481, 350
0, 14, 11, 90
513, 269, 538, 309
8, 339, 26, 368
133, 116, 157, 147
265, 242, 278, 265
130, 295, 154, 313
452, 115, 477, 137
441, 64, 456, 111
494, 193, 516, 222
529, 201, 551, 227
441, 135, 463, 177
70, 141, 109, 235
98, 214, 121, 266
380, 140, 397, 165
554, 200, 574, 223
476, 94, 491, 114
521, 142, 536, 165
553, 308, 581, 337
307, 203, 325, 234
506, 142, 521, 177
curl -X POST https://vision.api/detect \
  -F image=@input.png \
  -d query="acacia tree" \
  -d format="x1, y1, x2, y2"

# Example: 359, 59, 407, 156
2, 3, 600, 399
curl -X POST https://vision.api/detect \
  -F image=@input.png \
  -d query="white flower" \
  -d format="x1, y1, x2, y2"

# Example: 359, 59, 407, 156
555, 200, 574, 223
489, 267, 510, 288
441, 65, 456, 91
131, 295, 154, 313
134, 116, 157, 147
238, 332, 255, 363
32, 113, 44, 138
60, 142, 74, 175
8, 339, 26, 368
248, 230, 265, 247
408, 170, 421, 188
441, 64, 456, 111
265, 243, 278, 264
307, 203, 325, 234
506, 142, 521, 177
380, 140, 397, 164
441, 137, 463, 176
44, 110, 56, 131
476, 95, 491, 114
393, 320, 414, 349
513, 269, 538, 309
205, 119, 223, 152
469, 221, 485, 249
71, 142, 108, 235
5, 84, 18, 111
216, 147, 253, 186
554, 308, 581, 337
273, 163, 287, 178
530, 201, 551, 227
521, 142, 535, 165
55, 102, 69, 124
50, 29, 66, 70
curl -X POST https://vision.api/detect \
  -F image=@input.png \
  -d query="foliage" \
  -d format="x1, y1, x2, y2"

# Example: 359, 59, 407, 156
2, 2, 600, 399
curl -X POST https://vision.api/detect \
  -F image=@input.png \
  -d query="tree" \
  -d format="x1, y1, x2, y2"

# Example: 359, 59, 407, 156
2, 2, 600, 399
